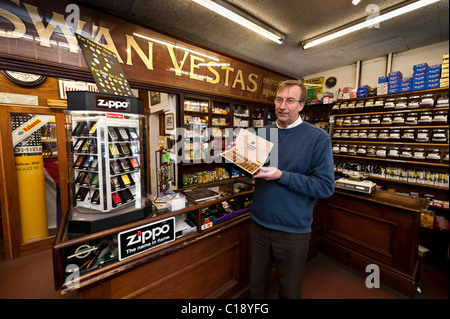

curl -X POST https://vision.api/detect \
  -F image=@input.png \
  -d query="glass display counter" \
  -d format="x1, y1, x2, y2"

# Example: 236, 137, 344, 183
53, 176, 254, 292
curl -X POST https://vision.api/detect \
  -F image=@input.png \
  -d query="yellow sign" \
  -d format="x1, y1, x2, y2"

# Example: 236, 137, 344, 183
303, 77, 324, 94
15, 154, 48, 243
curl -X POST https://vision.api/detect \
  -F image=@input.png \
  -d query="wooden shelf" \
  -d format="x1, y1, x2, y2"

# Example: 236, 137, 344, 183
333, 154, 448, 167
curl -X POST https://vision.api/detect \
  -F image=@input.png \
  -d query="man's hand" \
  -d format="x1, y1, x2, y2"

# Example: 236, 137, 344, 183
253, 167, 282, 180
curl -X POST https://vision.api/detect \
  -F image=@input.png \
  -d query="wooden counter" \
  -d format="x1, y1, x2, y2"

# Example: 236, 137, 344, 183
319, 190, 429, 298
54, 186, 428, 298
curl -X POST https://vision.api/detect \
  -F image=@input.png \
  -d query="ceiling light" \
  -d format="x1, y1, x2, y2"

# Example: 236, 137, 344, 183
303, 0, 440, 49
191, 0, 284, 44
352, 0, 362, 5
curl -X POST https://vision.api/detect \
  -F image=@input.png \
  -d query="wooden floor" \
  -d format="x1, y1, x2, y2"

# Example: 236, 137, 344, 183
0, 246, 448, 299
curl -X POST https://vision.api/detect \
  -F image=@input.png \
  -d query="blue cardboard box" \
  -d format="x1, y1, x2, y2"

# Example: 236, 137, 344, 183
413, 63, 428, 70
428, 64, 442, 70
413, 74, 426, 81
426, 82, 440, 89
378, 76, 388, 83
427, 78, 440, 84
388, 71, 402, 77
400, 86, 411, 92
412, 84, 426, 91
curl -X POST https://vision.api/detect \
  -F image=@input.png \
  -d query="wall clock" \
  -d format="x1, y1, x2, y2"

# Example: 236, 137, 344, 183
2, 70, 46, 86
325, 76, 337, 88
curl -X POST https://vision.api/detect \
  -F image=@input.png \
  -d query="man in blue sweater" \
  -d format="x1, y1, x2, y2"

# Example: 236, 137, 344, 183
250, 80, 335, 299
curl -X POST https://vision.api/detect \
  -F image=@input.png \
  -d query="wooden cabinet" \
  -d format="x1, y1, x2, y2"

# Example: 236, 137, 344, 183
178, 94, 274, 187
320, 190, 428, 298
53, 177, 255, 297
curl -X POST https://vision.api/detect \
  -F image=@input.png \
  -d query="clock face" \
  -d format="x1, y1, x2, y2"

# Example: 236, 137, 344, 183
325, 76, 337, 88
2, 70, 46, 86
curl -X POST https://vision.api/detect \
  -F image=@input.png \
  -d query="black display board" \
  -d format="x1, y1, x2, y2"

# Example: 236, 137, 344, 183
76, 33, 133, 97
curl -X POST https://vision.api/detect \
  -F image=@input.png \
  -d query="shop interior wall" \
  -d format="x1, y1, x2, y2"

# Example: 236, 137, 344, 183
303, 40, 449, 96
148, 92, 178, 194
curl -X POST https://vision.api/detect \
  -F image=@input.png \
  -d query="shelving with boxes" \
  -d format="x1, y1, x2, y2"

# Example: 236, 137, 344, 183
179, 95, 274, 187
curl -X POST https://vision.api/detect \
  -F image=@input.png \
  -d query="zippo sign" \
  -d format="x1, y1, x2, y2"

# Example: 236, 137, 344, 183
95, 96, 131, 111
118, 217, 175, 261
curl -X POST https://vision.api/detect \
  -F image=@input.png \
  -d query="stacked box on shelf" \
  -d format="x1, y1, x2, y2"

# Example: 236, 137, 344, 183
357, 85, 371, 98
426, 64, 441, 89
377, 76, 388, 95
306, 87, 316, 105
441, 53, 449, 87
400, 77, 412, 92
412, 63, 428, 91
388, 71, 402, 94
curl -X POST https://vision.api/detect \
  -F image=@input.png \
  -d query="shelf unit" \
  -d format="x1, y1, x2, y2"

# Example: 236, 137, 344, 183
179, 94, 274, 187
303, 86, 449, 269
53, 176, 254, 291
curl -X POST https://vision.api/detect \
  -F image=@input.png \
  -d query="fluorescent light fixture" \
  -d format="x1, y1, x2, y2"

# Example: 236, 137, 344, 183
191, 0, 284, 44
133, 32, 220, 61
303, 0, 440, 49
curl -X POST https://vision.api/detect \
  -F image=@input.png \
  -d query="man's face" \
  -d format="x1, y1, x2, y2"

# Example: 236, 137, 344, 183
275, 85, 305, 128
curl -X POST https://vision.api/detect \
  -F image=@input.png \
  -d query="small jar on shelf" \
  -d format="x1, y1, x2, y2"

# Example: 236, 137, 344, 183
378, 129, 389, 140
402, 129, 415, 142
368, 129, 378, 140
392, 113, 405, 125
400, 147, 413, 159
369, 114, 381, 126
332, 129, 342, 139
335, 117, 344, 127
358, 129, 368, 139
356, 145, 367, 156
364, 99, 375, 113
376, 146, 387, 158
388, 129, 401, 141
355, 101, 365, 113
443, 149, 449, 163
367, 145, 377, 157
418, 112, 433, 125
405, 113, 419, 125
432, 110, 448, 125
426, 148, 441, 162
381, 114, 393, 126
412, 147, 426, 160
373, 98, 384, 112
350, 130, 359, 140
416, 129, 430, 143
343, 116, 352, 126
431, 129, 447, 143
395, 97, 408, 110
331, 103, 341, 115
347, 101, 356, 113
341, 130, 350, 139
383, 98, 395, 111
339, 144, 348, 154
332, 143, 340, 154
361, 115, 371, 126
435, 94, 449, 108
388, 146, 400, 158
348, 145, 358, 155
408, 95, 421, 109
351, 116, 361, 126
419, 94, 434, 108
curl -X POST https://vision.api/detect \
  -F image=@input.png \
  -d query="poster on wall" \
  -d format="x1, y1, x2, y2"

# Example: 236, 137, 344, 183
75, 33, 134, 97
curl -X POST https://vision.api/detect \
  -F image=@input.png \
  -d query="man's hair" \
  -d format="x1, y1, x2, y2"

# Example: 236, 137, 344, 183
276, 80, 307, 103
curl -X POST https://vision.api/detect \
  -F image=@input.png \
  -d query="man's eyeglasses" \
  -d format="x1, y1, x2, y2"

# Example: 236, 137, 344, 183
275, 97, 300, 106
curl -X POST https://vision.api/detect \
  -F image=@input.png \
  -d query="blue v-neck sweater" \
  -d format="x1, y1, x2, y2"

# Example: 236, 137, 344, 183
251, 122, 335, 234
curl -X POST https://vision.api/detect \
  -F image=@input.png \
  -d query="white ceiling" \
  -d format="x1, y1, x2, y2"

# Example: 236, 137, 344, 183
78, 0, 449, 78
